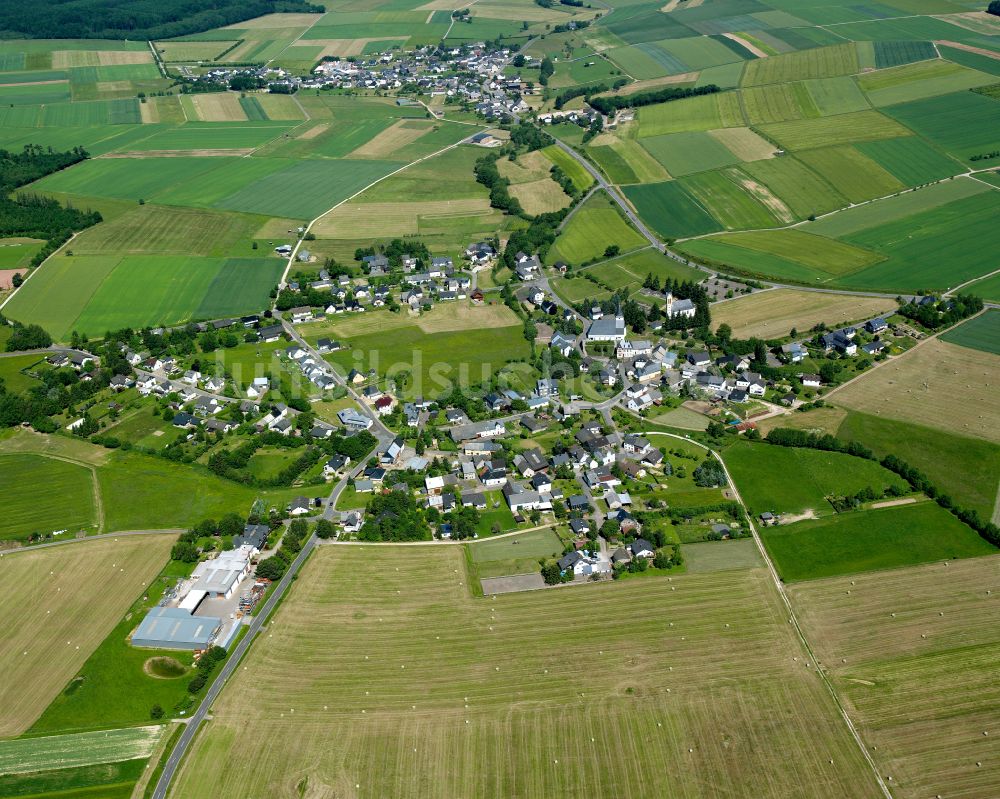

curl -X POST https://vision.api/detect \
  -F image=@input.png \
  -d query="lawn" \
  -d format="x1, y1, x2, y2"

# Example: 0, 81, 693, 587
547, 192, 646, 265
0, 453, 97, 542
724, 440, 908, 517
0, 535, 174, 737
167, 545, 883, 799
938, 309, 1000, 355
0, 352, 44, 393
762, 502, 995, 582
789, 556, 1000, 799
467, 528, 562, 578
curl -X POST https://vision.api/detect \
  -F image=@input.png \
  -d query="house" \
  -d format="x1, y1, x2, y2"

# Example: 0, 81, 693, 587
258, 324, 283, 343
801, 374, 822, 388
717, 353, 751, 372
110, 375, 133, 391
355, 479, 374, 493
450, 419, 505, 442
736, 371, 766, 396
316, 338, 341, 353
288, 496, 312, 516
530, 472, 552, 493
616, 339, 652, 359
341, 511, 363, 533
759, 511, 777, 525
347, 369, 366, 385
550, 331, 575, 357
502, 481, 542, 513
622, 434, 650, 454
536, 378, 559, 397
821, 329, 857, 356
611, 547, 630, 566
289, 307, 313, 324
521, 415, 546, 434
374, 395, 394, 416
568, 494, 589, 512
203, 376, 225, 393
628, 538, 655, 559
780, 342, 807, 363
338, 408, 374, 430
569, 518, 591, 536
729, 388, 749, 403
865, 317, 888, 334
462, 491, 487, 509
686, 350, 711, 367
324, 454, 350, 476
172, 412, 198, 429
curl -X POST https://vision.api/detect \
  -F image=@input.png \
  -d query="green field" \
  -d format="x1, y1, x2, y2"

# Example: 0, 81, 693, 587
743, 43, 860, 86
966, 270, 1000, 304
624, 180, 723, 239
547, 192, 646, 264
0, 453, 97, 540
467, 528, 563, 579
796, 146, 904, 203
760, 503, 996, 582
540, 145, 594, 192
939, 309, 1000, 355
859, 59, 995, 107
636, 91, 744, 136
724, 441, 908, 517
742, 155, 846, 218
5, 253, 283, 339
884, 91, 1000, 162
0, 757, 146, 799
743, 82, 819, 124
835, 410, 1000, 520
760, 110, 910, 150
854, 136, 962, 186
640, 130, 740, 176
678, 169, 780, 229
0, 353, 43, 393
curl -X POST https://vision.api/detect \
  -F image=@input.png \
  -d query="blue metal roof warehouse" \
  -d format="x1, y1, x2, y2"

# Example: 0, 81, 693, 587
132, 607, 222, 650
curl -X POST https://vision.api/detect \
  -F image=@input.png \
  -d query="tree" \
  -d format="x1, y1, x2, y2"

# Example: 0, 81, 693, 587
150, 704, 165, 720
716, 323, 732, 343
539, 56, 554, 86
604, 244, 620, 258
315, 519, 336, 539
171, 541, 199, 563
989, 0, 1000, 16
541, 560, 561, 584
513, 53, 526, 67
256, 556, 287, 580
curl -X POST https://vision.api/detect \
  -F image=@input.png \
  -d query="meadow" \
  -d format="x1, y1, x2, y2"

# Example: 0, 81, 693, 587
0, 454, 98, 541
760, 502, 994, 582
467, 528, 563, 579
832, 339, 1000, 445
789, 557, 1000, 799
0, 535, 174, 737
547, 192, 646, 265
723, 440, 908, 518
711, 289, 894, 340
167, 545, 883, 799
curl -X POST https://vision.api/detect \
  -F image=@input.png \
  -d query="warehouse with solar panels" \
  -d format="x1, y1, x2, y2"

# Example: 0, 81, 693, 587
131, 607, 222, 650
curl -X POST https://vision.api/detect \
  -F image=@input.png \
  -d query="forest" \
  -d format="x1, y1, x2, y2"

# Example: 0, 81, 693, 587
0, 0, 322, 40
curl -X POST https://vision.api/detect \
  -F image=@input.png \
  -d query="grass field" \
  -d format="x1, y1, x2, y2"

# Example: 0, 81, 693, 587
0, 454, 97, 541
760, 110, 911, 151
724, 440, 908, 518
966, 270, 1000, 303
624, 180, 723, 239
836, 411, 1000, 521
167, 545, 884, 799
547, 192, 645, 264
639, 130, 741, 176
0, 535, 174, 737
796, 146, 904, 204
678, 169, 781, 229
939, 309, 1000, 355
636, 91, 744, 136
884, 90, 1000, 162
760, 502, 994, 582
712, 289, 894, 340
858, 59, 995, 107
540, 144, 594, 192
742, 155, 847, 218
789, 556, 1000, 799
0, 726, 166, 774
467, 528, 563, 579
832, 338, 1000, 445
743, 43, 860, 85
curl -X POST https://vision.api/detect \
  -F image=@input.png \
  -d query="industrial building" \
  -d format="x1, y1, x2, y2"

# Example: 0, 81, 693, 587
182, 545, 254, 611
131, 607, 222, 651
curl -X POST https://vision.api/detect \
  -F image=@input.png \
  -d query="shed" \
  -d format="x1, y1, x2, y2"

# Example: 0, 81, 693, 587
131, 607, 221, 651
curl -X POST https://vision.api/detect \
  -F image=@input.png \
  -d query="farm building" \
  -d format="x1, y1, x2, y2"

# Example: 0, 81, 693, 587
132, 607, 222, 651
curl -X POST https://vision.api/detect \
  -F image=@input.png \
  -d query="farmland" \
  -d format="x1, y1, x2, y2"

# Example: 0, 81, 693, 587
832, 339, 1000, 445
0, 535, 174, 737
712, 289, 894, 340
760, 503, 995, 582
547, 192, 646, 265
789, 557, 1000, 799
939, 309, 1000, 355
167, 545, 883, 799
0, 454, 98, 541
723, 440, 908, 518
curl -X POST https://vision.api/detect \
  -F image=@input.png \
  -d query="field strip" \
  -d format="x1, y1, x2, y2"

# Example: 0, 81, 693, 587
0, 231, 78, 315
98, 149, 254, 158
721, 32, 768, 58
935, 40, 1000, 60
630, 425, 893, 798
0, 726, 167, 775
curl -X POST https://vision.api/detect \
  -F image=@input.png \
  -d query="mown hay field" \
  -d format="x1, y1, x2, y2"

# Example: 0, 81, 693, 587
711, 288, 894, 340
0, 453, 98, 541
313, 198, 495, 239
0, 535, 174, 737
832, 339, 1000, 444
168, 545, 883, 799
789, 556, 1000, 799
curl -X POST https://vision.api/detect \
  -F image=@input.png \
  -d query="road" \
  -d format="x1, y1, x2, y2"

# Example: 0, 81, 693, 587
151, 530, 319, 799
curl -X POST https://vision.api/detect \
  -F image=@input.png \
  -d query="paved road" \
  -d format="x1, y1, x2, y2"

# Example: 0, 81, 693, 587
151, 531, 319, 799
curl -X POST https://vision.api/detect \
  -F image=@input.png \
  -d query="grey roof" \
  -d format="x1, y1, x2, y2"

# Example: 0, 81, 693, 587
587, 316, 625, 339
132, 607, 221, 650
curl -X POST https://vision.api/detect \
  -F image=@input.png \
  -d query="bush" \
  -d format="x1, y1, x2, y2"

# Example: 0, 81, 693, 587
150, 703, 164, 720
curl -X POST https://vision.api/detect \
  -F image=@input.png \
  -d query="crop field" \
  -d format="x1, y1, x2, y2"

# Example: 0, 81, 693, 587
154, 40, 237, 61
6, 252, 283, 339
547, 192, 645, 264
760, 110, 910, 150
796, 146, 904, 203
788, 557, 1000, 799
640, 130, 742, 176
742, 82, 819, 123
624, 180, 722, 239
723, 440, 907, 518
0, 726, 166, 775
873, 40, 936, 69
0, 536, 174, 737
0, 454, 97, 541
804, 76, 869, 115
677, 169, 780, 229
636, 91, 744, 136
741, 155, 846, 218
587, 247, 703, 289
540, 145, 594, 192
858, 59, 995, 106
760, 502, 994, 582
884, 91, 1000, 162
712, 289, 894, 340
168, 544, 883, 799
743, 42, 860, 85
966, 270, 1000, 303
938, 309, 1000, 355
313, 198, 496, 239
588, 136, 670, 184
832, 339, 1000, 445
854, 136, 962, 186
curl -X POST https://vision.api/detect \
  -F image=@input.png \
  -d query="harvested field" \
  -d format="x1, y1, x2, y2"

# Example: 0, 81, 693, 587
100, 148, 254, 158
832, 338, 1000, 444
712, 289, 894, 339
0, 535, 174, 737
509, 177, 570, 215
51, 50, 151, 68
348, 119, 431, 158
296, 37, 407, 58
313, 198, 493, 238
185, 93, 248, 122
0, 269, 23, 289
708, 126, 777, 161
0, 725, 166, 774
168, 545, 883, 799
789, 557, 1000, 799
